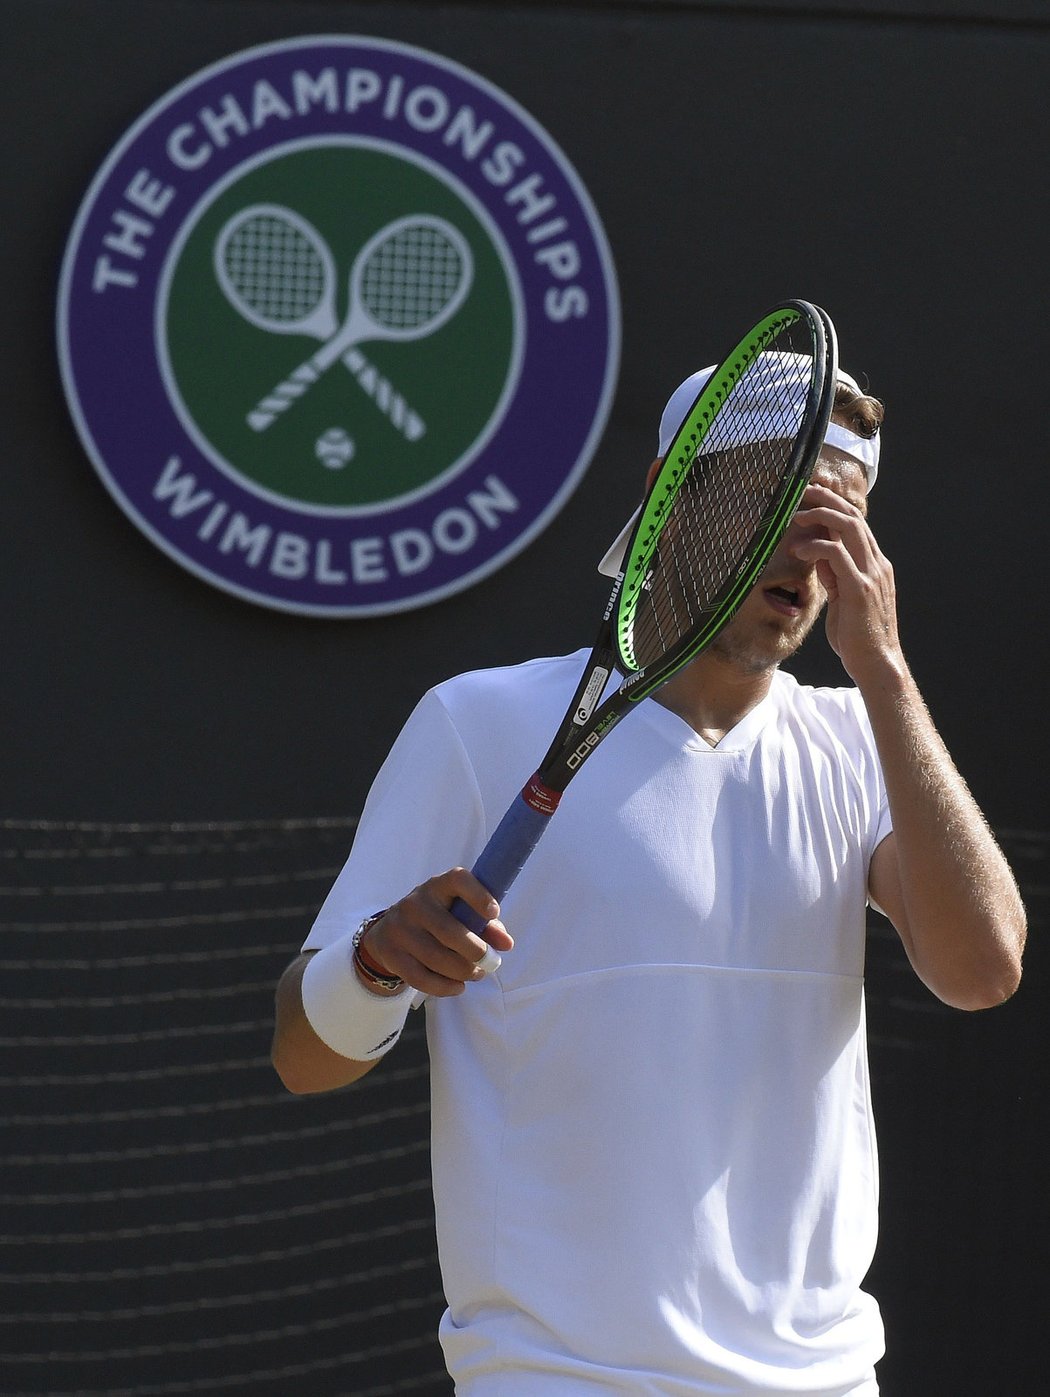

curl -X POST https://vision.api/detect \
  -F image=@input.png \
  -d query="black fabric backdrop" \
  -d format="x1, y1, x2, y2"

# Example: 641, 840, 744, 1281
2, 2, 1046, 1394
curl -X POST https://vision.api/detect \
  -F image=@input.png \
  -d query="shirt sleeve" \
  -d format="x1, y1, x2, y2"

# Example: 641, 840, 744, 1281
302, 689, 487, 952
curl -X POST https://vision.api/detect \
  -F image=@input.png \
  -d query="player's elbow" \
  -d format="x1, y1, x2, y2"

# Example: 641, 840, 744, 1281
933, 921, 1026, 1012
982, 906, 1028, 1007
969, 946, 1024, 1010
941, 970, 1020, 1013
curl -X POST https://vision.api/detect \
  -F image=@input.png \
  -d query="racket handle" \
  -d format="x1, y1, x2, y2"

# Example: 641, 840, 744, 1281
471, 787, 556, 904
411, 779, 558, 1008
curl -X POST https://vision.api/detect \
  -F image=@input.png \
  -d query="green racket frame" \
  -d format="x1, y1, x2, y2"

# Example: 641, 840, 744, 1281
615, 302, 833, 693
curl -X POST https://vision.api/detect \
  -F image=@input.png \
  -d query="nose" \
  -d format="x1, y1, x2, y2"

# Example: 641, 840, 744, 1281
782, 510, 829, 556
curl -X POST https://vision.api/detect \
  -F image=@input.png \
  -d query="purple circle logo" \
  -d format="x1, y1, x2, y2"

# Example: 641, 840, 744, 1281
57, 36, 620, 615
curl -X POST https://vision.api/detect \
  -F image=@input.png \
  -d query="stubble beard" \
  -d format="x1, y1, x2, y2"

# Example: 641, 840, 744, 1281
709, 598, 826, 676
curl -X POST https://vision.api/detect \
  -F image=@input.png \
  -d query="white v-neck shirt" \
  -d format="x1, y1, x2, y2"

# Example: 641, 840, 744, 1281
305, 650, 893, 1395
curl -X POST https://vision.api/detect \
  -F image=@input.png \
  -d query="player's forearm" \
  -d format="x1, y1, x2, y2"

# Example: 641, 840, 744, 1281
270, 954, 386, 1094
860, 660, 1026, 1009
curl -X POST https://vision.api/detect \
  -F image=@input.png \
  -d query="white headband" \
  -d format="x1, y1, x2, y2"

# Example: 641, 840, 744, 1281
598, 361, 881, 578
656, 361, 880, 485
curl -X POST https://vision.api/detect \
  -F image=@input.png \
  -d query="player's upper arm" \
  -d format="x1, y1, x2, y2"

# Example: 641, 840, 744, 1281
868, 831, 910, 940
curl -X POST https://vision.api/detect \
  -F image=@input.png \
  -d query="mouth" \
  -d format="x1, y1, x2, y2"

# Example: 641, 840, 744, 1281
762, 582, 806, 616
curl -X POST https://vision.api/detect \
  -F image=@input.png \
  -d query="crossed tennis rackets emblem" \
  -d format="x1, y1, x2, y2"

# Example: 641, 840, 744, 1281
213, 204, 475, 442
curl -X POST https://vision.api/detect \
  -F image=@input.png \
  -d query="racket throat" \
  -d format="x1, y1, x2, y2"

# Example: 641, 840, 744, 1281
533, 648, 620, 793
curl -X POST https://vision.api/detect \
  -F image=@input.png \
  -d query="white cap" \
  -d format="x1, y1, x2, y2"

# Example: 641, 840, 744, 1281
598, 361, 880, 578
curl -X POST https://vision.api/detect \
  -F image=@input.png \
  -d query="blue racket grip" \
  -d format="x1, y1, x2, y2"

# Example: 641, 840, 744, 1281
458, 791, 554, 924
411, 783, 556, 1008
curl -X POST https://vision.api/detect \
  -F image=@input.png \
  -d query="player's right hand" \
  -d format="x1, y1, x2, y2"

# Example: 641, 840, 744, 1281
362, 869, 513, 996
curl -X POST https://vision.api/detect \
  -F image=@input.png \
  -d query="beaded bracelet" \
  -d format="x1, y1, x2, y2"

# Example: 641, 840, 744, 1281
351, 912, 403, 991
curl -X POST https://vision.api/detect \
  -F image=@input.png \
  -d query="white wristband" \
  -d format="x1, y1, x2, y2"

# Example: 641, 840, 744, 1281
301, 935, 412, 1061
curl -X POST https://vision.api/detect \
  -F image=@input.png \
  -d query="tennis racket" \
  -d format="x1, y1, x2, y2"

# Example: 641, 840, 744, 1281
412, 299, 837, 1006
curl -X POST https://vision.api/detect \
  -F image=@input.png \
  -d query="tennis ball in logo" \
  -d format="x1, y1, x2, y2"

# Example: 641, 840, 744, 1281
315, 428, 355, 470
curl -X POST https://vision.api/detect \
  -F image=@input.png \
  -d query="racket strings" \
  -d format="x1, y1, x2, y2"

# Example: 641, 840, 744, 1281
360, 225, 465, 330
627, 340, 815, 671
222, 216, 327, 322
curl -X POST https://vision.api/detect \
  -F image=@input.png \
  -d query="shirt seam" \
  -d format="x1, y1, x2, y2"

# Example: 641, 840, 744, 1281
502, 960, 864, 1000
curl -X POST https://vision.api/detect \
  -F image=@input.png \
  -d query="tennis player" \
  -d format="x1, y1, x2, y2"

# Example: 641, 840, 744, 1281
272, 365, 1026, 1396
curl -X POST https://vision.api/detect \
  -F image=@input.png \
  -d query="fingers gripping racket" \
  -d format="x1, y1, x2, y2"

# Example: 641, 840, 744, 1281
413, 300, 837, 1007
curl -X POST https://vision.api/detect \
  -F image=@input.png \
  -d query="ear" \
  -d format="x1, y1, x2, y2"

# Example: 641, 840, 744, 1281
645, 457, 663, 492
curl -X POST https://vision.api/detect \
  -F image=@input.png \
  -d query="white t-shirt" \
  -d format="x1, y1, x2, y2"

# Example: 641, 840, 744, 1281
304, 650, 893, 1396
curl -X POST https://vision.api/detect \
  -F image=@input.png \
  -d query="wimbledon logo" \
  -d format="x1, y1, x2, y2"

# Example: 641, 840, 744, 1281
57, 35, 620, 616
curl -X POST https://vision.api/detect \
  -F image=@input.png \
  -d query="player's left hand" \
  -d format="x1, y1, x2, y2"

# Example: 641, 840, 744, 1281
788, 482, 904, 686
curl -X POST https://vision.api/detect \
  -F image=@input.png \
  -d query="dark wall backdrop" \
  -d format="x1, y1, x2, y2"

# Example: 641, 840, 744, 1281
2, 2, 1046, 1395
5, 0, 1047, 828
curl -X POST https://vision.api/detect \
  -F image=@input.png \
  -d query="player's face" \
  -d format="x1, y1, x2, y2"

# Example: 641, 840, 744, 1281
708, 451, 868, 674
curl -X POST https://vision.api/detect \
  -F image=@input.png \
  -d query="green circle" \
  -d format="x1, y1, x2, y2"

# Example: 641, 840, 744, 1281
164, 145, 516, 510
